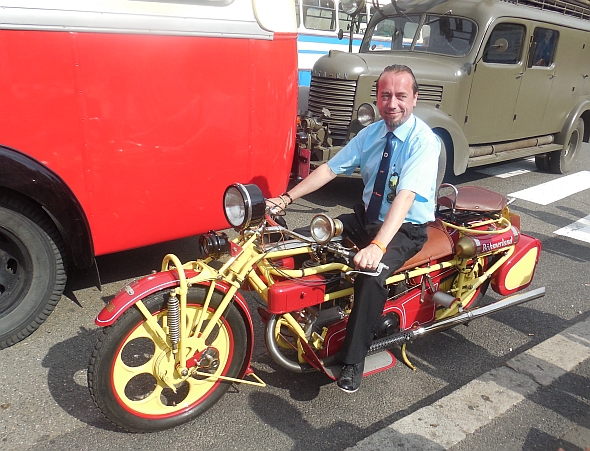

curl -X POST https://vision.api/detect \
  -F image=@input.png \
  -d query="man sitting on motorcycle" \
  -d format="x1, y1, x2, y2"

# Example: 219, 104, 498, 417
267, 64, 441, 393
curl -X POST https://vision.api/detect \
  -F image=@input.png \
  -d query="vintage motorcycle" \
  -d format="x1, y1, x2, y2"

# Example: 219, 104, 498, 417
88, 182, 545, 432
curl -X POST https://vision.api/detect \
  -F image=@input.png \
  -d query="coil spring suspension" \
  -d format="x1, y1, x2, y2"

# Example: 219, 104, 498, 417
167, 291, 180, 350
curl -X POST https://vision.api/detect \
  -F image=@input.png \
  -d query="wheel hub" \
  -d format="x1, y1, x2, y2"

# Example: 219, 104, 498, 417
0, 231, 30, 316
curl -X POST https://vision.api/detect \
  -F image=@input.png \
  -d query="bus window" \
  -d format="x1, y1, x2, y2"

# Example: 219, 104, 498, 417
303, 0, 336, 31
483, 23, 525, 64
531, 27, 558, 66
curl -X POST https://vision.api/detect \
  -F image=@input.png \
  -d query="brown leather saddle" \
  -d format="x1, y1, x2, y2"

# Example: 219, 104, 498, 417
437, 185, 508, 213
395, 219, 454, 274
394, 186, 508, 274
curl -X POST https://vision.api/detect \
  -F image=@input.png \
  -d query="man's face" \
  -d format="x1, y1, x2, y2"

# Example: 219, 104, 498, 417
376, 71, 418, 131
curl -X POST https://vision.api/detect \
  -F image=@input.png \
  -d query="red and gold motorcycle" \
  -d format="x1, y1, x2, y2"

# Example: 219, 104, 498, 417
88, 182, 545, 432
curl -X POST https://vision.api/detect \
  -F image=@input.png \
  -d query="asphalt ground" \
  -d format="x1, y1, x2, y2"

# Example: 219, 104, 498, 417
347, 315, 590, 451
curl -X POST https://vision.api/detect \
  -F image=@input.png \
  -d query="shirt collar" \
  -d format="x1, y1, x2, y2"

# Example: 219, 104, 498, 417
379, 114, 416, 143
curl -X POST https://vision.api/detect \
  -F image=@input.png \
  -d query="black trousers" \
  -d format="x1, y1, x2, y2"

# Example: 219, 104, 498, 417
336, 205, 428, 364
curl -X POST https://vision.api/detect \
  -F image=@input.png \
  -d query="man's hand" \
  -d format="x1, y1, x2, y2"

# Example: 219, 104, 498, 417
354, 243, 384, 270
266, 197, 287, 214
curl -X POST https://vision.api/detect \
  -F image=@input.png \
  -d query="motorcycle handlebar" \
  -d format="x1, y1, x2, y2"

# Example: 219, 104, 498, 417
263, 211, 389, 277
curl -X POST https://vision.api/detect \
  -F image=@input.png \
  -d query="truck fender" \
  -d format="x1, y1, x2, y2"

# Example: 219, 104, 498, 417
556, 100, 590, 145
96, 269, 256, 378
414, 104, 470, 176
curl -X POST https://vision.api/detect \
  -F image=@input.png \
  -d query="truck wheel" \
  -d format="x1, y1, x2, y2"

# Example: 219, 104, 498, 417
0, 196, 66, 349
550, 118, 584, 174
436, 134, 456, 185
436, 137, 447, 189
534, 154, 552, 172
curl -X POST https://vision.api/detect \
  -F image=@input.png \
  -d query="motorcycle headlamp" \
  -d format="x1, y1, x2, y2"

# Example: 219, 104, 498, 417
310, 214, 344, 245
357, 103, 377, 127
340, 0, 365, 16
223, 183, 266, 229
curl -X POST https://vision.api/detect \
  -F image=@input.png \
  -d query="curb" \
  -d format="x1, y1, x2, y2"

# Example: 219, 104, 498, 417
345, 316, 590, 451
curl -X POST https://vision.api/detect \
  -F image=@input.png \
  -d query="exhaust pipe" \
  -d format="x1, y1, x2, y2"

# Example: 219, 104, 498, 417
369, 287, 546, 354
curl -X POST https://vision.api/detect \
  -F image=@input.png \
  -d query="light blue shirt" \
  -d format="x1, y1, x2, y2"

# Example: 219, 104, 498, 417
327, 115, 440, 224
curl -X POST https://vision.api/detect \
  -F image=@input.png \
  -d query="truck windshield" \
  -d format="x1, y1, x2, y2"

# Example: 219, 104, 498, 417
360, 13, 477, 57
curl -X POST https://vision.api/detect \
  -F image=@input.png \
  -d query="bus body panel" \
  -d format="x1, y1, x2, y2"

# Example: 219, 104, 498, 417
0, 28, 297, 255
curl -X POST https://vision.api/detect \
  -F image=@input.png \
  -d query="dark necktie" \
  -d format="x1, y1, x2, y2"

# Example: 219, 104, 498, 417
365, 131, 394, 224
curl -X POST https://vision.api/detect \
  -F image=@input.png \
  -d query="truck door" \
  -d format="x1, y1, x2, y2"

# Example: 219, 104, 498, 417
512, 26, 558, 135
464, 21, 527, 143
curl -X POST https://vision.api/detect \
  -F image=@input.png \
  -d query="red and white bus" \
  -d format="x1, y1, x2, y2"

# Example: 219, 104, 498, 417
0, 0, 297, 348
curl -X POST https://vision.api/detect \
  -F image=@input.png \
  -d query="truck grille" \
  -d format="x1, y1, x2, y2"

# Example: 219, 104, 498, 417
418, 84, 444, 102
308, 77, 357, 145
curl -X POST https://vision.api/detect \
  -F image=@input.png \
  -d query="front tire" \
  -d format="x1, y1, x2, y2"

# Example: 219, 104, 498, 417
88, 286, 248, 432
550, 118, 584, 174
0, 195, 66, 349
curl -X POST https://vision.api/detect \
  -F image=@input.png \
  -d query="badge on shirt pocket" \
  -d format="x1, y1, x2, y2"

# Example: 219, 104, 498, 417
387, 172, 399, 203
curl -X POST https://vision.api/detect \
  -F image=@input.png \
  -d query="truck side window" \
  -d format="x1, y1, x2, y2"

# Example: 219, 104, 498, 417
531, 28, 558, 67
483, 23, 525, 64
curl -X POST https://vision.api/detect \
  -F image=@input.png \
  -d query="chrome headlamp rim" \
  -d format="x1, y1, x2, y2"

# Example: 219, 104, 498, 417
357, 102, 377, 127
340, 0, 366, 16
223, 183, 266, 229
310, 214, 344, 245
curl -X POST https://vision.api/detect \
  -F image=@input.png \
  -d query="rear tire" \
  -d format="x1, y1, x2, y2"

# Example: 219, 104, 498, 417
0, 195, 66, 349
550, 118, 584, 174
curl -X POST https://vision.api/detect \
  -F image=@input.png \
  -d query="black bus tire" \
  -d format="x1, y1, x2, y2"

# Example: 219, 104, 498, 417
0, 196, 66, 349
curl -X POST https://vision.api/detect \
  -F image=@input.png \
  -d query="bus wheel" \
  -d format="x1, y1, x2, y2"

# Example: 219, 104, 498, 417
551, 118, 584, 174
0, 196, 66, 349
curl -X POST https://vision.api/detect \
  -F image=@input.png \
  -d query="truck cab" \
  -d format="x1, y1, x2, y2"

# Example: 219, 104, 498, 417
297, 0, 590, 180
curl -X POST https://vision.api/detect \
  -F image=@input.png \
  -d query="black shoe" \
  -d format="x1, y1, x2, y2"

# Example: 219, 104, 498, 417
337, 361, 365, 393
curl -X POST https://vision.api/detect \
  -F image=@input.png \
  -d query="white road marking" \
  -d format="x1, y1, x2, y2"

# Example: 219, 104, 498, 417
554, 214, 590, 244
347, 317, 590, 451
509, 171, 590, 205
476, 158, 537, 178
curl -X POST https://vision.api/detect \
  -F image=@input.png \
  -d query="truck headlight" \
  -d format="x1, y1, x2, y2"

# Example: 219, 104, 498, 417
357, 103, 377, 127
340, 0, 365, 16
223, 183, 266, 229
310, 214, 343, 245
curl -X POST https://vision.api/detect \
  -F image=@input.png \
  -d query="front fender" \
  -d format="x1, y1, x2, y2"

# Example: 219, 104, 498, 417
414, 104, 470, 176
95, 270, 256, 377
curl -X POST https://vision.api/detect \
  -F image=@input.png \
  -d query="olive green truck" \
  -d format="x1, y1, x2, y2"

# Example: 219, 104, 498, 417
296, 0, 590, 182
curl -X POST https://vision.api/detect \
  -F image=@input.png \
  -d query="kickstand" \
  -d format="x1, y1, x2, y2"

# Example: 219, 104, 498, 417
401, 342, 417, 371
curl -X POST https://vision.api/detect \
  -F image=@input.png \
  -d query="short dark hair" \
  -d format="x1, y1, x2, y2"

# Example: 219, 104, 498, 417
376, 64, 419, 95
